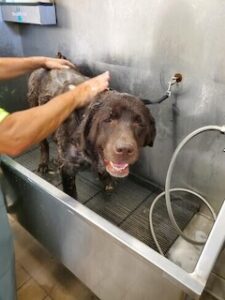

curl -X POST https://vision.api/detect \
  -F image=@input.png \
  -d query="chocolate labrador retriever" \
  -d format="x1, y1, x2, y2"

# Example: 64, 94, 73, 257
27, 55, 156, 198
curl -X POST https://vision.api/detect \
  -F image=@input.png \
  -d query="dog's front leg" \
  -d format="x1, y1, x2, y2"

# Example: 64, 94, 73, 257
98, 172, 115, 192
61, 164, 77, 199
38, 139, 49, 174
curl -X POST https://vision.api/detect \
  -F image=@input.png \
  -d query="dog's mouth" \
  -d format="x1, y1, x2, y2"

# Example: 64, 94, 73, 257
104, 160, 129, 178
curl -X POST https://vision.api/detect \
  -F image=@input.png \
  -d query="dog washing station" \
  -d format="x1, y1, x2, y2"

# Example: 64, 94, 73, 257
2, 0, 225, 299
1, 123, 225, 300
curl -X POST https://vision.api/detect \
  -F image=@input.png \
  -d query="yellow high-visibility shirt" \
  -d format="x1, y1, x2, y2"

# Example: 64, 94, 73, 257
0, 108, 9, 122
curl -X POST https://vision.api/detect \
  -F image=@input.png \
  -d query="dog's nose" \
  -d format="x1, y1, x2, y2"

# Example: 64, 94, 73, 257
115, 143, 135, 156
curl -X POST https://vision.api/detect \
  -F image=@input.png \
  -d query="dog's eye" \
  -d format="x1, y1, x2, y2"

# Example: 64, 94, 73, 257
134, 115, 143, 126
104, 112, 118, 123
104, 116, 113, 123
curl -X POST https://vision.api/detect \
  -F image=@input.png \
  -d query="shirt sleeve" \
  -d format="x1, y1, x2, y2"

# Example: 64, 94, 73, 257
0, 108, 9, 123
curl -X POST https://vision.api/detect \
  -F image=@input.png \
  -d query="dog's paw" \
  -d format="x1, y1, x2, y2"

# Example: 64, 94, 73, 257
51, 157, 59, 167
37, 163, 49, 174
104, 183, 114, 192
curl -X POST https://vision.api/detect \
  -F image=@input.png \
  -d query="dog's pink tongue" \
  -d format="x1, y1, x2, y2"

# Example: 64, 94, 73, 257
105, 161, 129, 178
111, 162, 128, 168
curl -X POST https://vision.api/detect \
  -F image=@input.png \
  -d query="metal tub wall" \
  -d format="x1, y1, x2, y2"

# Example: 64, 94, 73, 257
2, 156, 225, 300
18, 0, 225, 211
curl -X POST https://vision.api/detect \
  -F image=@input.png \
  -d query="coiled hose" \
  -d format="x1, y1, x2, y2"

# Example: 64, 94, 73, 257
149, 125, 225, 255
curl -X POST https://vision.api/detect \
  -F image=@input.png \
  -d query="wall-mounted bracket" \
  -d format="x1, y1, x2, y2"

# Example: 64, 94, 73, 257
0, 1, 56, 25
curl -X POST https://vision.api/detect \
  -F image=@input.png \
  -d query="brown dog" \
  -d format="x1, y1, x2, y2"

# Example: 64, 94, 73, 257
27, 56, 156, 198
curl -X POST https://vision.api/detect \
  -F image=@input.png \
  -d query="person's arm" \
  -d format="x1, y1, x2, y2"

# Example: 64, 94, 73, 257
0, 71, 110, 156
0, 56, 75, 80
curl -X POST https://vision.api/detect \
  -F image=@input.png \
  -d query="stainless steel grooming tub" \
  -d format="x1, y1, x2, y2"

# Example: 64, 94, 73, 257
1, 155, 225, 300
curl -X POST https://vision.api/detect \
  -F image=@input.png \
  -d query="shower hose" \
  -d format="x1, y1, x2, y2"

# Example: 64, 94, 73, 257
149, 125, 225, 255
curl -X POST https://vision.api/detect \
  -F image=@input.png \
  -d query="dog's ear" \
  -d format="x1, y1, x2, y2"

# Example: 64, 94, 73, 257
144, 110, 156, 147
76, 102, 103, 154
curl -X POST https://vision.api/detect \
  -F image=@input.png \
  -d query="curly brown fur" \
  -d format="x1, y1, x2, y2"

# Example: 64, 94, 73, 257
27, 58, 156, 199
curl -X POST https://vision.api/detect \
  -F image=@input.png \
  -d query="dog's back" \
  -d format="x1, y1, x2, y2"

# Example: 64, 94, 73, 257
26, 66, 90, 177
27, 67, 89, 107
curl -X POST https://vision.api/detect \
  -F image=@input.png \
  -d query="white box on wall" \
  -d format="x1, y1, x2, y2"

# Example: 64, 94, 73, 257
0, 2, 56, 25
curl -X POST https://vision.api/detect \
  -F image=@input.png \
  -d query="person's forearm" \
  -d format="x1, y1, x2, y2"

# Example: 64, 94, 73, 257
0, 70, 109, 156
0, 57, 47, 80
0, 84, 90, 156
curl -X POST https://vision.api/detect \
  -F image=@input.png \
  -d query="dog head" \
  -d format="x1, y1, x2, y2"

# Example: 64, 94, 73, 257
77, 90, 156, 178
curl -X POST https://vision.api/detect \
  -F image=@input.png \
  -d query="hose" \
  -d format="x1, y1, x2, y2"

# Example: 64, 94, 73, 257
141, 94, 169, 105
149, 188, 216, 255
150, 125, 225, 255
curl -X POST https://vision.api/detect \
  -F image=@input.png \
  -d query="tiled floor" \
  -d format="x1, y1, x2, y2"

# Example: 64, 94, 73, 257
9, 215, 98, 300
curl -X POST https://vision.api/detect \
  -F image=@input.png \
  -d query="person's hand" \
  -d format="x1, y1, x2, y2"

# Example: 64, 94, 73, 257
74, 71, 110, 108
43, 57, 75, 70
88, 71, 110, 94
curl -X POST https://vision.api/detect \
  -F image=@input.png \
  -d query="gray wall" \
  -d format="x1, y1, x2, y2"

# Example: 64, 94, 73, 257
19, 0, 225, 212
0, 8, 23, 57
0, 9, 27, 112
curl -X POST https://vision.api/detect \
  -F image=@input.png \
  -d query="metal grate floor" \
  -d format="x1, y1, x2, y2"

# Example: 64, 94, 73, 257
14, 144, 200, 255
